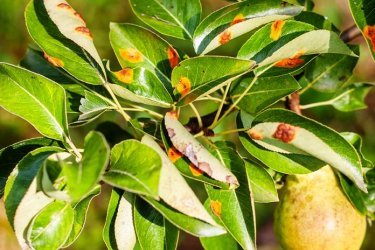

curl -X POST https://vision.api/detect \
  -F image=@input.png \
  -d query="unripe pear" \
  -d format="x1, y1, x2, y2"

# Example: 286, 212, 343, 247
274, 166, 366, 250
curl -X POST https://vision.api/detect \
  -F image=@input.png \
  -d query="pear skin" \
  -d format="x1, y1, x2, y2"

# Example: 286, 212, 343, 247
274, 166, 366, 250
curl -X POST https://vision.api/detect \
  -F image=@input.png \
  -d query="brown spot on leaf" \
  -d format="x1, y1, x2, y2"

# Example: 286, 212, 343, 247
270, 20, 285, 41
210, 200, 222, 217
167, 128, 176, 138
57, 3, 72, 9
115, 68, 133, 84
176, 77, 191, 97
198, 162, 212, 176
189, 163, 204, 176
275, 52, 305, 68
231, 14, 245, 26
248, 129, 263, 140
219, 30, 232, 45
273, 123, 296, 143
74, 12, 86, 23
119, 48, 143, 63
75, 26, 92, 39
167, 147, 183, 163
364, 25, 375, 51
43, 52, 64, 67
167, 47, 179, 69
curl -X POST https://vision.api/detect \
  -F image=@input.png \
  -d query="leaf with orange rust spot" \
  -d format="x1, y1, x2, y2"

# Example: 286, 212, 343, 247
175, 77, 191, 97
189, 164, 204, 177
231, 14, 245, 26
114, 68, 134, 84
43, 53, 64, 68
210, 200, 222, 217
167, 47, 180, 69
219, 30, 232, 45
270, 20, 286, 40
364, 25, 375, 51
274, 53, 305, 68
167, 147, 183, 163
119, 48, 143, 63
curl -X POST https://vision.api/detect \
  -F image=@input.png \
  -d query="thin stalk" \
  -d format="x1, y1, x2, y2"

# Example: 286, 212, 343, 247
103, 83, 131, 121
189, 103, 203, 128
65, 137, 82, 160
210, 81, 232, 128
127, 104, 164, 120
300, 89, 353, 110
213, 128, 248, 137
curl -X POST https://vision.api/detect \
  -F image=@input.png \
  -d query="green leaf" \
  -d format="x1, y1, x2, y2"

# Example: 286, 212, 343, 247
248, 109, 366, 191
109, 23, 179, 88
0, 63, 69, 141
164, 220, 179, 250
238, 20, 314, 62
231, 75, 301, 114
141, 135, 217, 225
4, 146, 63, 226
129, 0, 202, 40
294, 11, 339, 31
205, 142, 256, 250
27, 201, 74, 250
365, 168, 375, 218
142, 196, 226, 237
244, 160, 279, 203
200, 232, 240, 250
107, 65, 173, 108
102, 140, 162, 198
331, 83, 374, 112
193, 0, 303, 54
25, 0, 104, 84
0, 138, 60, 198
76, 91, 112, 124
348, 0, 375, 61
164, 112, 239, 188
341, 132, 373, 169
172, 56, 255, 106
63, 186, 101, 247
103, 189, 137, 250
338, 173, 367, 215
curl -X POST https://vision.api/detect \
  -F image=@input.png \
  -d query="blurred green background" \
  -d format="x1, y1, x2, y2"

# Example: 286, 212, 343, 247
0, 0, 374, 249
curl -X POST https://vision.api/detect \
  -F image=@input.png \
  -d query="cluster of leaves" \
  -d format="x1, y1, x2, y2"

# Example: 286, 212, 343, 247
0, 0, 374, 249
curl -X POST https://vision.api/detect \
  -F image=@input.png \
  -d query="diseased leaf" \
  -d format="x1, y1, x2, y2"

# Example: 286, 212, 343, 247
164, 112, 239, 188
172, 56, 254, 106
129, 0, 202, 40
0, 63, 69, 141
248, 109, 366, 191
102, 140, 162, 198
27, 201, 75, 250
193, 0, 303, 54
25, 0, 104, 84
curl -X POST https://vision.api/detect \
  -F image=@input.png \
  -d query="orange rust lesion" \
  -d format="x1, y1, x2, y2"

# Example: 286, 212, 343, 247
57, 3, 72, 9
175, 77, 191, 97
275, 51, 305, 68
231, 14, 245, 26
273, 123, 296, 143
115, 68, 134, 84
270, 20, 285, 41
166, 111, 179, 120
247, 129, 263, 140
210, 200, 222, 217
189, 163, 204, 176
364, 25, 375, 51
75, 26, 93, 39
43, 52, 64, 67
167, 47, 179, 69
219, 30, 232, 45
119, 48, 143, 63
167, 147, 183, 163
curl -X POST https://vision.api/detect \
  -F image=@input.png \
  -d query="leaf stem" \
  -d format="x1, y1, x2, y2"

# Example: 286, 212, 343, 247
65, 137, 82, 160
189, 103, 203, 128
211, 81, 232, 128
127, 104, 164, 119
213, 128, 248, 137
103, 83, 131, 121
300, 89, 353, 109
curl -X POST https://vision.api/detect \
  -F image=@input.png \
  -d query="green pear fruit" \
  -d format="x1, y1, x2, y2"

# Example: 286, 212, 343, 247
274, 166, 366, 250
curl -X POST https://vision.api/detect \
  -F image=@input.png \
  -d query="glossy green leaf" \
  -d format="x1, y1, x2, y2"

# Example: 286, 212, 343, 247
164, 220, 179, 250
200, 232, 240, 250
27, 201, 74, 250
249, 109, 366, 191
193, 0, 303, 54
238, 20, 314, 62
338, 173, 367, 215
25, 0, 104, 84
142, 196, 226, 237
172, 56, 255, 106
294, 11, 339, 31
102, 140, 162, 198
331, 83, 373, 112
0, 63, 69, 141
107, 65, 173, 108
76, 91, 112, 124
103, 189, 137, 250
164, 112, 239, 188
4, 146, 63, 226
63, 186, 101, 247
129, 0, 201, 40
244, 160, 279, 203
231, 75, 301, 114
364, 168, 375, 218
348, 0, 375, 61
0, 138, 60, 198
205, 142, 256, 250
109, 23, 179, 88
341, 132, 373, 169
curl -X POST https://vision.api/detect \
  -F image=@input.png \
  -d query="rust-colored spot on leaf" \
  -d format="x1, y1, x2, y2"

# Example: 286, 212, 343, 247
364, 25, 375, 51
167, 47, 179, 69
119, 48, 143, 63
176, 77, 191, 97
189, 163, 204, 176
248, 129, 263, 140
270, 20, 285, 41
57, 3, 72, 9
231, 14, 245, 26
43, 52, 64, 67
168, 147, 183, 163
275, 52, 305, 68
75, 26, 92, 39
273, 123, 296, 143
74, 12, 86, 23
115, 68, 134, 84
219, 30, 232, 45
166, 111, 179, 120
210, 200, 222, 217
